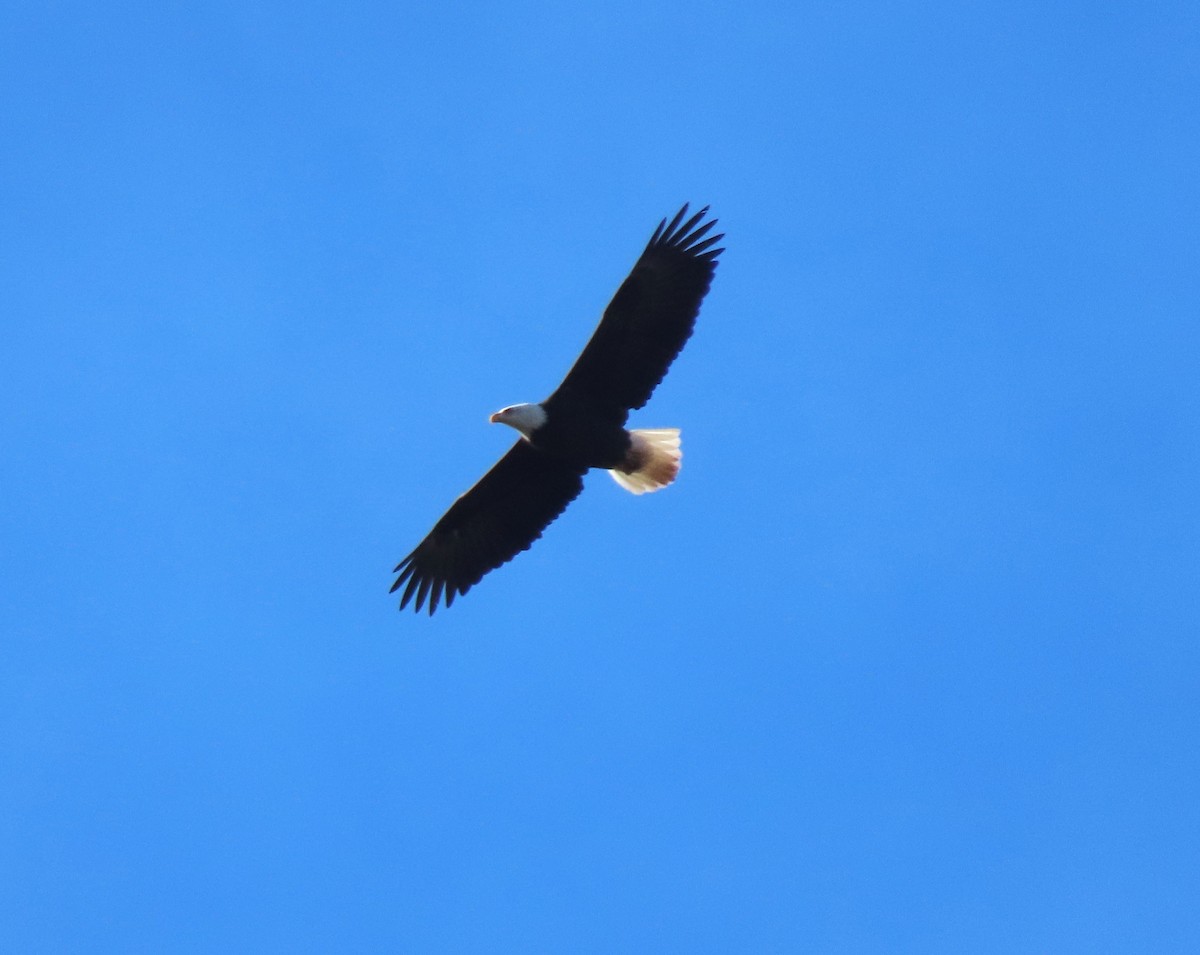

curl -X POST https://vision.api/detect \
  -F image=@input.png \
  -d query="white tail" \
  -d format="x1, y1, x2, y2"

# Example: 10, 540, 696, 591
609, 428, 682, 495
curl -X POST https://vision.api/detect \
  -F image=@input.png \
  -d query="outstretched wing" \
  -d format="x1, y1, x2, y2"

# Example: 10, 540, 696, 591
391, 441, 586, 614
546, 204, 723, 422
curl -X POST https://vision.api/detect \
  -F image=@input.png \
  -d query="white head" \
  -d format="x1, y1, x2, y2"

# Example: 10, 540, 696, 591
489, 402, 547, 438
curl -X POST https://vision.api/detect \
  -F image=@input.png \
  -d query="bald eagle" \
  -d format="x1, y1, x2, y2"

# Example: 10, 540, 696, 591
392, 204, 723, 613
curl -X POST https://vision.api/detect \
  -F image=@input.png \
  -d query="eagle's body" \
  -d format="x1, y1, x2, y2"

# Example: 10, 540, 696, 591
392, 204, 723, 613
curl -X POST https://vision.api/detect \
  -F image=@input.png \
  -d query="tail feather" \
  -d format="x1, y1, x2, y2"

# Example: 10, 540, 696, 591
609, 428, 682, 495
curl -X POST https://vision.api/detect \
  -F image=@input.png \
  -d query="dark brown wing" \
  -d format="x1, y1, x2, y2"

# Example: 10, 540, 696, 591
545, 204, 723, 423
391, 440, 585, 614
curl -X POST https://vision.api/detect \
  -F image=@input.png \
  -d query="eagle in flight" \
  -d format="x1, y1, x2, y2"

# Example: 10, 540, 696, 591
392, 204, 723, 613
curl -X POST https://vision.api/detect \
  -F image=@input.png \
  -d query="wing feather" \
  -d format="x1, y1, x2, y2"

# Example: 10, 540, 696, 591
546, 203, 723, 420
391, 441, 585, 614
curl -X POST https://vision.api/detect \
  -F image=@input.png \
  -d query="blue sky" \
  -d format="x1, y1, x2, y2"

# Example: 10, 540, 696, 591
3, 1, 1198, 951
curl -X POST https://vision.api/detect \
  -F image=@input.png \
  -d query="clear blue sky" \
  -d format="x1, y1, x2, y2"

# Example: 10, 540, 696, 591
3, 1, 1198, 951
